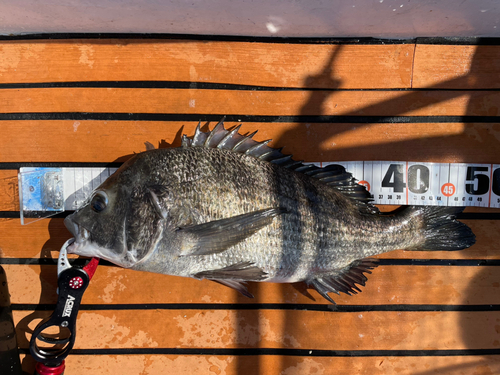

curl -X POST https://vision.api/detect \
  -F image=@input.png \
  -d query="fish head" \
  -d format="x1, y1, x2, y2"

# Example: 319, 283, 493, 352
64, 154, 163, 268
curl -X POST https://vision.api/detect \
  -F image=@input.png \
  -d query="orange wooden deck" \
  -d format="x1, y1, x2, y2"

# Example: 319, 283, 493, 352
0, 37, 499, 374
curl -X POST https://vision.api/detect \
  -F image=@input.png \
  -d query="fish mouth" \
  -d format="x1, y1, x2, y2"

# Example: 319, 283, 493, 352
63, 216, 94, 257
63, 215, 134, 268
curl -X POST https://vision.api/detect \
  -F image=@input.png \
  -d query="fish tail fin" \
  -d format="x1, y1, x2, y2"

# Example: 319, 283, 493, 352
405, 206, 475, 251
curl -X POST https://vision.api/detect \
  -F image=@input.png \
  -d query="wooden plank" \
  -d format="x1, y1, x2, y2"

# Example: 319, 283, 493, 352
1, 121, 498, 164
413, 45, 500, 89
19, 354, 500, 375
0, 170, 18, 211
0, 41, 413, 88
2, 88, 500, 117
5, 264, 500, 305
13, 309, 500, 350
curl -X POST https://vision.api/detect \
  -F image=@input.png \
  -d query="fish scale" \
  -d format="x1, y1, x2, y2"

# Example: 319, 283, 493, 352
64, 121, 475, 302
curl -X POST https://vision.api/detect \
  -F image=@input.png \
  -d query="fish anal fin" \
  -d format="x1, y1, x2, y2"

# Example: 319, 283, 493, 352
176, 207, 286, 256
309, 258, 379, 303
309, 279, 337, 304
195, 262, 267, 283
211, 279, 254, 298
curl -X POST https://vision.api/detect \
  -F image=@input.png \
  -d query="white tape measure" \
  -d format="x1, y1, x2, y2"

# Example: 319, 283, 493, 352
319, 161, 500, 208
19, 167, 118, 224
18, 162, 500, 224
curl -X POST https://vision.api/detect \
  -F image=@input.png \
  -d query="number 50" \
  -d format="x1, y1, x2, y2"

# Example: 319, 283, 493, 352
466, 167, 489, 195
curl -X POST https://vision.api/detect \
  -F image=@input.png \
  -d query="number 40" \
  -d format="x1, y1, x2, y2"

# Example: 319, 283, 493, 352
382, 164, 430, 194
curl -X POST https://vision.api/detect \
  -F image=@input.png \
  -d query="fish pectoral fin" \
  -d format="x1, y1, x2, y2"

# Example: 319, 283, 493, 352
309, 258, 379, 303
211, 280, 254, 298
194, 262, 267, 289
176, 207, 286, 256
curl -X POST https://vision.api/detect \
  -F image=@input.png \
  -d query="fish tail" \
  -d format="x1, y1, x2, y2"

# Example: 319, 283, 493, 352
406, 206, 475, 251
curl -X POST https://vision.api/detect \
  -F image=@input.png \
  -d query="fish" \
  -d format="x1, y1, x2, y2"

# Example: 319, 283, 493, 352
64, 120, 476, 303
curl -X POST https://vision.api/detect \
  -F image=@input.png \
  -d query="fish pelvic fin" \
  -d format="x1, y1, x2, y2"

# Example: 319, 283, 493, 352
176, 207, 286, 256
405, 206, 476, 251
211, 280, 255, 298
182, 120, 377, 213
308, 258, 379, 303
194, 262, 267, 283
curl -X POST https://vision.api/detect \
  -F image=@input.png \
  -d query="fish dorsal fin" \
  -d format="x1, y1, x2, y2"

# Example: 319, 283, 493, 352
182, 120, 376, 211
309, 258, 379, 303
144, 141, 156, 151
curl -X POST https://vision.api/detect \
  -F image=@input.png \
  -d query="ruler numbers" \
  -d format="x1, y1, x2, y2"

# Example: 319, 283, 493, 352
370, 161, 407, 204
328, 162, 500, 207
489, 164, 500, 208
448, 164, 490, 207
407, 162, 448, 206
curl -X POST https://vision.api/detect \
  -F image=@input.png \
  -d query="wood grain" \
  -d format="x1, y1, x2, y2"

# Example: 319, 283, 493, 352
4, 263, 500, 305
413, 45, 500, 89
19, 354, 500, 375
1, 121, 499, 164
0, 41, 413, 88
1, 88, 500, 117
13, 309, 500, 350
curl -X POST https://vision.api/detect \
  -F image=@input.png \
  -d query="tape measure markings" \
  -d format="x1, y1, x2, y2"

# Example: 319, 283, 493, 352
318, 161, 499, 208
19, 163, 500, 215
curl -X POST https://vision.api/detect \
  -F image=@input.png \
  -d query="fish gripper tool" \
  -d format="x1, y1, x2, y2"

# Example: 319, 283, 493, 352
29, 238, 99, 375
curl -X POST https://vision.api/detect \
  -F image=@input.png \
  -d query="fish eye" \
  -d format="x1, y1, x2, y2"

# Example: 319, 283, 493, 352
91, 191, 108, 213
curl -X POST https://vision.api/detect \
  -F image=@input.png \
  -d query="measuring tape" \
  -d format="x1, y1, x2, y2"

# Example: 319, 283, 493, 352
18, 162, 500, 224
18, 167, 118, 224
328, 161, 500, 208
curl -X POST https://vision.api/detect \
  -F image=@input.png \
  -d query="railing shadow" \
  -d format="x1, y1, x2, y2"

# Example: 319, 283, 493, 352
272, 42, 498, 373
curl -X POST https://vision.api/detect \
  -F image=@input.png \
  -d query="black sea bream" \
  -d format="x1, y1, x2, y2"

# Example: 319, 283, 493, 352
64, 121, 475, 302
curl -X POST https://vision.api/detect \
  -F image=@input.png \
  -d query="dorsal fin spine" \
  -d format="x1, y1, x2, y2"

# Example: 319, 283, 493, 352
238, 130, 258, 144
192, 121, 208, 146
181, 120, 376, 211
181, 135, 192, 147
245, 140, 272, 157
270, 155, 293, 165
218, 124, 243, 149
204, 119, 227, 147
